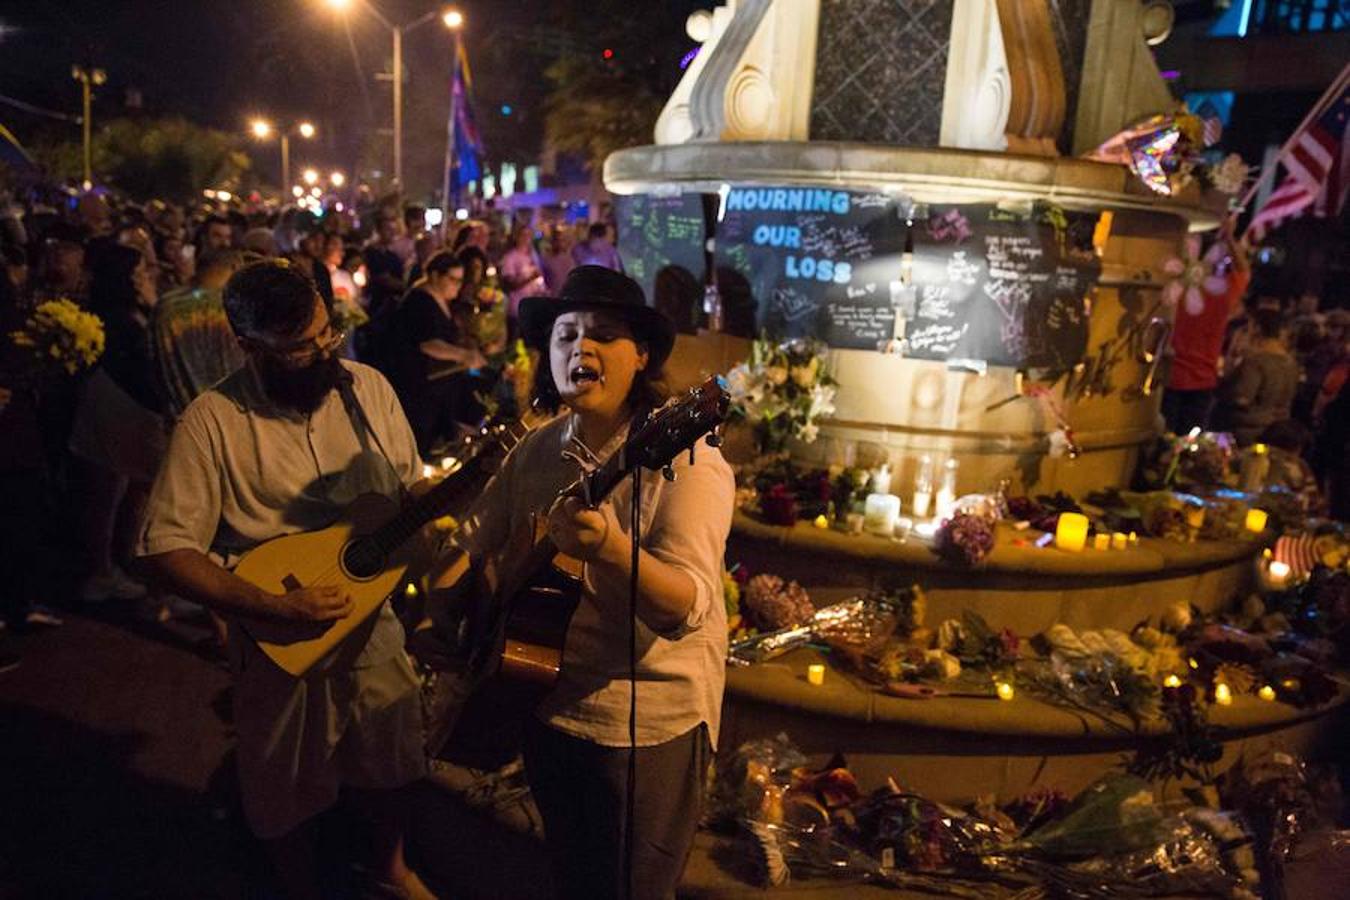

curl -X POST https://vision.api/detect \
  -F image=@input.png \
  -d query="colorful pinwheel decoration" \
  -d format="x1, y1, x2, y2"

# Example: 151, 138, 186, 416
1162, 235, 1227, 317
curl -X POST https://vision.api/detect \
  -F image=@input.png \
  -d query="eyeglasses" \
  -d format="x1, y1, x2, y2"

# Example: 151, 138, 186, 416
249, 322, 347, 368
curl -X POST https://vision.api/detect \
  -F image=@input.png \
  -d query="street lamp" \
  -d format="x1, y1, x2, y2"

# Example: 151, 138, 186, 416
249, 119, 316, 199
302, 168, 320, 186
72, 64, 107, 188
323, 2, 463, 189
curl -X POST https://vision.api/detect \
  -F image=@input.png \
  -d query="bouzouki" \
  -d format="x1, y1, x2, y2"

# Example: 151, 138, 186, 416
458, 375, 731, 697
232, 417, 535, 677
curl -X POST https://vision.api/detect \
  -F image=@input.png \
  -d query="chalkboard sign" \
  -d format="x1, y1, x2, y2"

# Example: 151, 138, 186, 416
614, 193, 706, 293
900, 203, 1100, 370
616, 187, 1101, 370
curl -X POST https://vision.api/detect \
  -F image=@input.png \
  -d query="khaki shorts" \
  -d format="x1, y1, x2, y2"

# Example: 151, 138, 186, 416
233, 650, 427, 839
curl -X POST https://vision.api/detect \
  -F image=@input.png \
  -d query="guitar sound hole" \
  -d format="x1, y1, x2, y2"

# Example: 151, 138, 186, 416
341, 537, 386, 581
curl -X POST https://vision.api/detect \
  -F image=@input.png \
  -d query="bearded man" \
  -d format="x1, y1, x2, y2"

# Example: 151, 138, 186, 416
136, 259, 435, 900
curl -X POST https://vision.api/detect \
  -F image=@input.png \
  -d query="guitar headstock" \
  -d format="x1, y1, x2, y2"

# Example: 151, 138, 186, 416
624, 375, 730, 474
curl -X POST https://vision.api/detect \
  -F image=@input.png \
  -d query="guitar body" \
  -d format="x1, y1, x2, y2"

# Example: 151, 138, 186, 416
440, 552, 583, 767
497, 552, 584, 686
234, 492, 413, 676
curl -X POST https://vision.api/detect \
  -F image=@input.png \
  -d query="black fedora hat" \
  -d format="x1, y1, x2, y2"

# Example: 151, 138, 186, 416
518, 265, 676, 369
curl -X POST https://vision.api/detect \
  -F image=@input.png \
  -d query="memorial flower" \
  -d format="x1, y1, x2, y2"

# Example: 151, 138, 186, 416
7, 298, 105, 378
728, 337, 836, 453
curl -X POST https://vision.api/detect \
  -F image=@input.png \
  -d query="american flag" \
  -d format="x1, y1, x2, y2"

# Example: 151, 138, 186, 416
1245, 65, 1350, 244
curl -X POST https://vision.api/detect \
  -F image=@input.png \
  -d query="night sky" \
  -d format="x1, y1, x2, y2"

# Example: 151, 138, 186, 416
0, 1, 712, 192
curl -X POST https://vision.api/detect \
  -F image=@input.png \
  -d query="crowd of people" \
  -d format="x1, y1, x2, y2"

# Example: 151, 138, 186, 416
1162, 231, 1350, 519
0, 188, 629, 672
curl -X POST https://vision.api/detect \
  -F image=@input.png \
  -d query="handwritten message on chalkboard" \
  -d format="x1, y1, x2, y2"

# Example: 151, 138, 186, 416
616, 188, 1101, 370
614, 193, 706, 288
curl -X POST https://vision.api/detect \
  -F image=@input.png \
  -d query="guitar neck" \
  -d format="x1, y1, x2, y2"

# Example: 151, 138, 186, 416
371, 422, 528, 554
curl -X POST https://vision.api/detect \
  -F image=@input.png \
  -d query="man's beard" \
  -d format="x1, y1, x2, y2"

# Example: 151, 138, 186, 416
257, 354, 347, 415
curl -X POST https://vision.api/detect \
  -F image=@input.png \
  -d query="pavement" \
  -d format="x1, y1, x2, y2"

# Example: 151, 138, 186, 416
0, 609, 914, 900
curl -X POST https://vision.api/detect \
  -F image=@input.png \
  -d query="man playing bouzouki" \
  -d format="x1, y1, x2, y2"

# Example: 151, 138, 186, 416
431, 266, 735, 900
135, 260, 436, 900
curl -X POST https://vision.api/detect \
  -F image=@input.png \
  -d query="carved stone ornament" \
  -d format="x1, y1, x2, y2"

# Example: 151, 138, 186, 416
941, 0, 1013, 152
654, 0, 821, 144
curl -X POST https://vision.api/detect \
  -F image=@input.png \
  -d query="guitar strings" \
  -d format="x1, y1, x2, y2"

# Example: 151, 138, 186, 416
275, 419, 534, 606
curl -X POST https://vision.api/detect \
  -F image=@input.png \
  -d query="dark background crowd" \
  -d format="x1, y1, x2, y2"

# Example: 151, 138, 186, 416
0, 186, 626, 671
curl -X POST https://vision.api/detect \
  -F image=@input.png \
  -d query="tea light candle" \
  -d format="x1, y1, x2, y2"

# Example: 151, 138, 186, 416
995, 681, 1015, 701
1092, 533, 1110, 551
1213, 682, 1233, 706
863, 493, 901, 536
421, 463, 436, 479
813, 514, 829, 529
1245, 508, 1269, 533
1267, 560, 1291, 587
1111, 532, 1128, 550
440, 456, 458, 471
807, 664, 826, 686
1258, 685, 1276, 702
1055, 512, 1089, 552
1128, 531, 1139, 545
1163, 674, 1182, 688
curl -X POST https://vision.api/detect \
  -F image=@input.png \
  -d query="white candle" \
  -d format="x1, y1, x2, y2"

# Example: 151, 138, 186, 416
863, 493, 900, 536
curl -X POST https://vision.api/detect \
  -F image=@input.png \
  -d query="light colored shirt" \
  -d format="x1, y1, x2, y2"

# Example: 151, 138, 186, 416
135, 359, 422, 670
499, 246, 547, 319
454, 413, 734, 747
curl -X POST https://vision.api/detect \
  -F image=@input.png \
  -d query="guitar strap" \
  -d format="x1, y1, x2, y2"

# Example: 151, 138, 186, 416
337, 376, 405, 498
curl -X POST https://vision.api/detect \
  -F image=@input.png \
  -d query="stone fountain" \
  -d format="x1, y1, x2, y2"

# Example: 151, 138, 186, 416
600, 1, 1344, 806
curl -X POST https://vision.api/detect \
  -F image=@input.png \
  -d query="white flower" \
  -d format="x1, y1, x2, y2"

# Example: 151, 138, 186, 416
1210, 153, 1250, 195
798, 422, 819, 443
808, 384, 836, 419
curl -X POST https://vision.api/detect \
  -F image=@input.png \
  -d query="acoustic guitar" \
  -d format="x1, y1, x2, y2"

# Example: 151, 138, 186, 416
232, 418, 534, 677
436, 376, 729, 765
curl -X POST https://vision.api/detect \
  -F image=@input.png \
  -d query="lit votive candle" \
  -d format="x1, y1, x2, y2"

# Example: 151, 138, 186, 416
1128, 531, 1139, 546
440, 456, 457, 471
1258, 685, 1276, 702
1267, 560, 1291, 588
995, 681, 1015, 701
813, 514, 829, 529
1245, 508, 1269, 533
1111, 532, 1128, 550
1163, 674, 1182, 688
1055, 512, 1089, 552
421, 463, 436, 479
1214, 682, 1233, 706
863, 493, 901, 536
1093, 533, 1110, 551
807, 664, 826, 686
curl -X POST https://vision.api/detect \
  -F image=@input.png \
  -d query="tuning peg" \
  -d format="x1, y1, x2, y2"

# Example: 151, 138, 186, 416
662, 465, 676, 482
706, 430, 722, 448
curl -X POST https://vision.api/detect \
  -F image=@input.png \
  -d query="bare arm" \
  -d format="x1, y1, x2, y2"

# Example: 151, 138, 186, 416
141, 548, 353, 622
418, 338, 487, 368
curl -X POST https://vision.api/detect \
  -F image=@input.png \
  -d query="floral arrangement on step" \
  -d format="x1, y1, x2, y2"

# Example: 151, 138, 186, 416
726, 336, 836, 454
